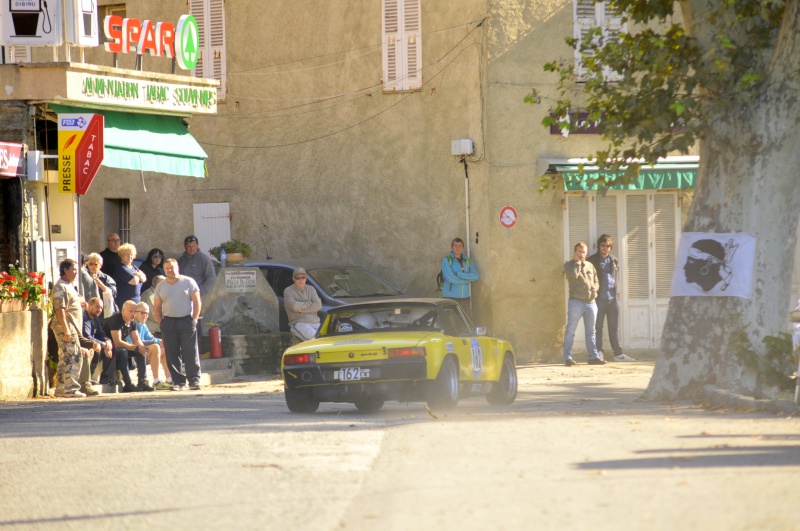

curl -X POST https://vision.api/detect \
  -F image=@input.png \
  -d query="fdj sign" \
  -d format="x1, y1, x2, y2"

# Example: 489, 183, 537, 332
103, 14, 198, 70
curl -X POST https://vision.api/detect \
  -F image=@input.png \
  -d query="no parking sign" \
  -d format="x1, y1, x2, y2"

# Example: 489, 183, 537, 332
499, 205, 517, 229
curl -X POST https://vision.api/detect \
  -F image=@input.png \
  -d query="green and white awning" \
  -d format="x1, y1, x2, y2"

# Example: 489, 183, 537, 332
539, 157, 698, 191
50, 104, 207, 178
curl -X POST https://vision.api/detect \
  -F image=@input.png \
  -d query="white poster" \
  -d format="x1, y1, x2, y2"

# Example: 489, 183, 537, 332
0, 0, 63, 46
671, 232, 757, 298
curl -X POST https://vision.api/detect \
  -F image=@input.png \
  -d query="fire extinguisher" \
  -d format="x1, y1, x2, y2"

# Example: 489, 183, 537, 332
209, 325, 222, 359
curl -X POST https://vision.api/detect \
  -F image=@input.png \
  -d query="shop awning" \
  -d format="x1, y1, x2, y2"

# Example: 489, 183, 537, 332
538, 156, 698, 191
50, 105, 207, 178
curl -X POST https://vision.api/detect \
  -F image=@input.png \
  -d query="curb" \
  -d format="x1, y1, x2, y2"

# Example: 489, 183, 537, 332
703, 385, 800, 416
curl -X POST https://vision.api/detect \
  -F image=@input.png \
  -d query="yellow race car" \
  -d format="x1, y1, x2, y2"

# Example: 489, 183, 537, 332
281, 298, 518, 413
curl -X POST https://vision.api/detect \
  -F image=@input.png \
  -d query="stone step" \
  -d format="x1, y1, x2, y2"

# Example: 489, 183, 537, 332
200, 356, 235, 371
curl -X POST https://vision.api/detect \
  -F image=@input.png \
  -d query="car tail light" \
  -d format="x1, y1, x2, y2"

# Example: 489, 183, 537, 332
388, 347, 426, 358
284, 353, 315, 365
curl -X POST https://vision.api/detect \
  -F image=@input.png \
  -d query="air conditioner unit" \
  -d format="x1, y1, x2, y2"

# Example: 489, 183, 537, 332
451, 139, 474, 156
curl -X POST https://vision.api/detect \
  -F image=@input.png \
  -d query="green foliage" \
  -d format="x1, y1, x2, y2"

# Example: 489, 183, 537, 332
209, 240, 253, 261
534, 0, 786, 186
731, 323, 795, 392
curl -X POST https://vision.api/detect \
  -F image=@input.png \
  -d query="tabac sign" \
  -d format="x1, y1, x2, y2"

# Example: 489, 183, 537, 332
58, 113, 104, 195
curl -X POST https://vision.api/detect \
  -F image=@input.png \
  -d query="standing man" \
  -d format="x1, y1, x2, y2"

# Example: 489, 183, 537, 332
440, 237, 479, 318
563, 242, 605, 366
284, 267, 322, 341
100, 233, 122, 277
154, 259, 203, 391
178, 235, 217, 298
51, 259, 96, 398
588, 234, 635, 362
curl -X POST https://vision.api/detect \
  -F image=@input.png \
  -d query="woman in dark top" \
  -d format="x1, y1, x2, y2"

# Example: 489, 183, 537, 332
112, 243, 147, 308
140, 248, 165, 292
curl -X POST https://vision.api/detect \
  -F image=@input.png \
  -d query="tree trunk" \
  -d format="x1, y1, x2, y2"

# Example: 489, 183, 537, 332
646, 1, 800, 399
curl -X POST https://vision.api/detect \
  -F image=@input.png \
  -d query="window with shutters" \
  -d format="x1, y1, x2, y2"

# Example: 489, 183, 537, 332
100, 5, 126, 44
189, 0, 226, 100
2, 46, 31, 64
382, 0, 422, 92
573, 0, 625, 82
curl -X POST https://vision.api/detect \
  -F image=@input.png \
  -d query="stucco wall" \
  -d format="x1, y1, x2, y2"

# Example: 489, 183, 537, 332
0, 309, 48, 400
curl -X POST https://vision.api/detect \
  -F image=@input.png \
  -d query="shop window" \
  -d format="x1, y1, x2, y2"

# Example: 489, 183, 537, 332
573, 0, 625, 82
189, 0, 227, 99
382, 0, 422, 92
104, 198, 130, 245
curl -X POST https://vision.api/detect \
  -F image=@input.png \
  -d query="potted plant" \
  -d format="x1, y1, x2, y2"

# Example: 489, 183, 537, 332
209, 240, 253, 263
1, 262, 46, 311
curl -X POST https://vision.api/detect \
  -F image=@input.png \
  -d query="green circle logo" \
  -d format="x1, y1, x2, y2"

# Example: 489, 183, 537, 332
176, 15, 199, 71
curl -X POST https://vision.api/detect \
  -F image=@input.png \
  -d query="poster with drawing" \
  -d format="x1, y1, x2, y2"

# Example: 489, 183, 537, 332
670, 232, 756, 298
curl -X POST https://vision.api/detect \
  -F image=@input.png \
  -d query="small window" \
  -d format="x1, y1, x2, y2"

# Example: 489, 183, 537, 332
382, 0, 422, 92
104, 198, 130, 245
573, 0, 625, 82
100, 4, 126, 44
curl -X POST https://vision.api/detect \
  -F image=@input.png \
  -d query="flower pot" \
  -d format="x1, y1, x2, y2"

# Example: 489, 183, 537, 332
0, 300, 8, 313
11, 300, 25, 312
227, 253, 245, 263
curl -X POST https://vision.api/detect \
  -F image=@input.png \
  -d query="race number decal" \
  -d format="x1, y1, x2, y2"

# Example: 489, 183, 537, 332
470, 338, 482, 379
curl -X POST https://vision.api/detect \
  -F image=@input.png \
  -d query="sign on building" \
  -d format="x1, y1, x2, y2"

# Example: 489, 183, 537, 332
225, 270, 257, 294
58, 113, 104, 195
0, 0, 63, 46
0, 142, 26, 178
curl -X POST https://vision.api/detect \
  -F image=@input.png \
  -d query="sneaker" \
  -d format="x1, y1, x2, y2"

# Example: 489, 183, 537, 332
122, 383, 138, 393
614, 354, 636, 362
170, 384, 186, 391
189, 382, 201, 391
587, 357, 607, 365
80, 384, 99, 397
564, 358, 577, 366
154, 380, 172, 391
137, 382, 154, 392
55, 389, 86, 398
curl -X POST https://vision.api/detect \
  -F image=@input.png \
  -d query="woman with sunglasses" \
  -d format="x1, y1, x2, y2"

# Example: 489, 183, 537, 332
140, 248, 165, 292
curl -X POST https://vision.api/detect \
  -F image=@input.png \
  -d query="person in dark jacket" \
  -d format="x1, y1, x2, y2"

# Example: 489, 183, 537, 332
588, 234, 635, 362
140, 248, 165, 292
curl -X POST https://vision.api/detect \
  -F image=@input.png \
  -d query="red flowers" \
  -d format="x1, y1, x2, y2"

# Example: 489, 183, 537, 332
1, 263, 47, 306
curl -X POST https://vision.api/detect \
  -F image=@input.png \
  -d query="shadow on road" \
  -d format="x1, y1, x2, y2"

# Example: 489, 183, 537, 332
577, 443, 800, 469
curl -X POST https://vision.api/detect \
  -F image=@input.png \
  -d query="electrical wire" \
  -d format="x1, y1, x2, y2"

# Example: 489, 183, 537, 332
196, 36, 481, 149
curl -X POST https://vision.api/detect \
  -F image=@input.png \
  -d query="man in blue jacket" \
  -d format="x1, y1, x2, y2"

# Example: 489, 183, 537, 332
441, 238, 479, 318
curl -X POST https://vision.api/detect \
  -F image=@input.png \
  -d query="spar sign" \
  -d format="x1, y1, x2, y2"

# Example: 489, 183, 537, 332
58, 113, 104, 195
103, 14, 198, 70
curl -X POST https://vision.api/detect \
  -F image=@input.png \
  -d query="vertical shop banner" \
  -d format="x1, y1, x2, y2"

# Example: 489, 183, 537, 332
58, 113, 104, 195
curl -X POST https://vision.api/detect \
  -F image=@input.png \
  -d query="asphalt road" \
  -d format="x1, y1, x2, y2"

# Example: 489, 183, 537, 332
1, 362, 799, 530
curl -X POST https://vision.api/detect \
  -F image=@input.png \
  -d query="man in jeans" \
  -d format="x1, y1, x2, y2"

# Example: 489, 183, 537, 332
588, 234, 635, 362
154, 259, 203, 391
563, 242, 605, 366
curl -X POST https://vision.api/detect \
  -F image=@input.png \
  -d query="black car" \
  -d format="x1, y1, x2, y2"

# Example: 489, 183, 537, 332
244, 260, 404, 332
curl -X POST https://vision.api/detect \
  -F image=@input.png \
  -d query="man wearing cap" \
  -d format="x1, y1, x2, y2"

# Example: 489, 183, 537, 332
284, 268, 322, 341
177, 235, 217, 297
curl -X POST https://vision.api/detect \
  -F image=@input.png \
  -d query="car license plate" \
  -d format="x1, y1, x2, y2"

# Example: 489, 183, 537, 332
336, 367, 362, 381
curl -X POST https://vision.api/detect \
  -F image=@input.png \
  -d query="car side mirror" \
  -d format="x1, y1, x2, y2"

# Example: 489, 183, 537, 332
475, 326, 487, 336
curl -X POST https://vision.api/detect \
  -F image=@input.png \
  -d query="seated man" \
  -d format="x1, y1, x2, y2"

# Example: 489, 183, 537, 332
102, 300, 153, 392
284, 268, 322, 341
82, 297, 114, 383
126, 302, 172, 391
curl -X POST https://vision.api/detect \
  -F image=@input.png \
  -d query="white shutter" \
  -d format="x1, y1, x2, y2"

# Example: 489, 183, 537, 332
574, 0, 597, 82
208, 0, 226, 99
567, 195, 591, 253
193, 202, 232, 252
189, 0, 207, 79
602, 0, 625, 81
4, 46, 31, 63
403, 0, 421, 90
382, 0, 400, 90
595, 194, 618, 253
653, 193, 677, 298
625, 195, 649, 299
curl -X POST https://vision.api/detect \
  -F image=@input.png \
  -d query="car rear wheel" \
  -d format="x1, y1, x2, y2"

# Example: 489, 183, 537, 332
354, 397, 385, 412
486, 354, 517, 406
427, 356, 459, 410
284, 386, 320, 413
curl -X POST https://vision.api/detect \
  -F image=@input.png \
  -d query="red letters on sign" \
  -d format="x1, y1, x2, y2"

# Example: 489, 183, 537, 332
104, 16, 178, 58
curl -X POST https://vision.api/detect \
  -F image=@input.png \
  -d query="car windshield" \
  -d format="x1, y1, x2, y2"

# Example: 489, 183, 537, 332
321, 304, 439, 337
308, 267, 401, 298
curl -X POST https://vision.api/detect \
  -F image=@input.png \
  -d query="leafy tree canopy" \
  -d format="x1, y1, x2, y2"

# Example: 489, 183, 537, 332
529, 0, 786, 188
